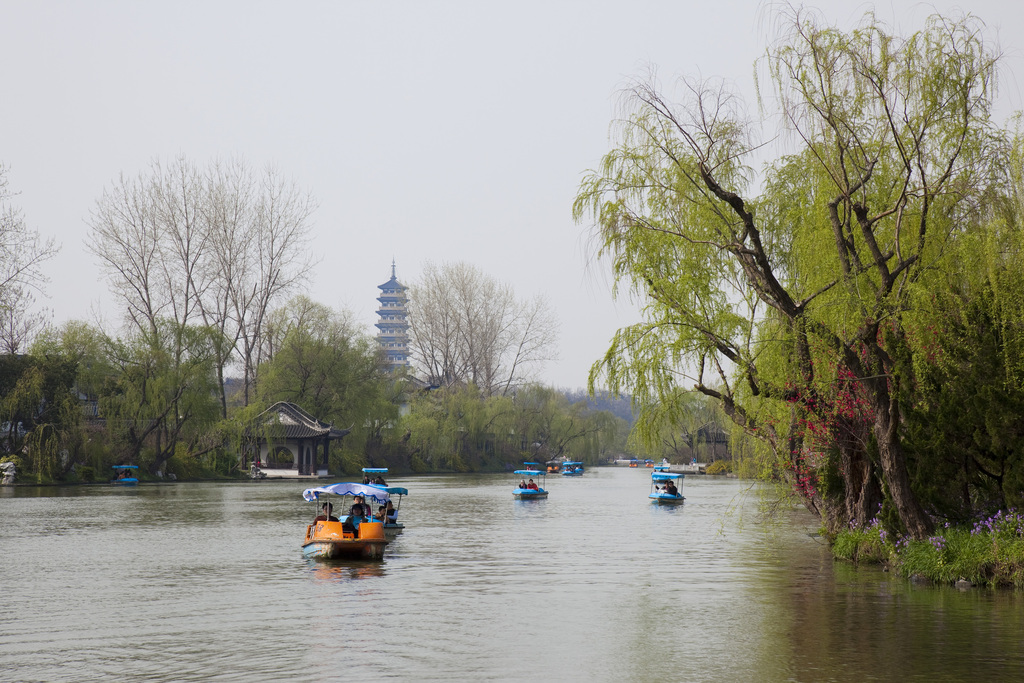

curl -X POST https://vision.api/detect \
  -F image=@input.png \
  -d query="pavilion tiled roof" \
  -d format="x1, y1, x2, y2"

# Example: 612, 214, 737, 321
250, 401, 350, 440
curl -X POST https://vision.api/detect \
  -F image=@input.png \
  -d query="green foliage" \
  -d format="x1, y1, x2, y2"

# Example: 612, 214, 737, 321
704, 460, 732, 475
394, 383, 629, 472
0, 352, 81, 481
574, 8, 1007, 538
330, 449, 367, 477
256, 296, 400, 458
32, 321, 113, 399
165, 442, 203, 481
898, 155, 1024, 520
99, 319, 221, 473
830, 521, 893, 565
832, 510, 1024, 587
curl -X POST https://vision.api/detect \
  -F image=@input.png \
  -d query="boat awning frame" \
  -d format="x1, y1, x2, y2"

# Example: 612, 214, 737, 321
303, 482, 391, 504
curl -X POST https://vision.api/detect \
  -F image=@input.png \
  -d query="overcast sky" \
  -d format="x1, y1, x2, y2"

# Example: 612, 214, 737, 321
2, 1, 1023, 390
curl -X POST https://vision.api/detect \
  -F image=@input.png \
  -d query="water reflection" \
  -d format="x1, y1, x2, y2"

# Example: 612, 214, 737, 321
305, 559, 387, 583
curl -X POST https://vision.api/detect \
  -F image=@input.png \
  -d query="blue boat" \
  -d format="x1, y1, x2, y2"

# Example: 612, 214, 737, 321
111, 465, 138, 485
649, 470, 685, 505
562, 461, 585, 476
362, 468, 406, 536
301, 482, 391, 560
513, 463, 548, 499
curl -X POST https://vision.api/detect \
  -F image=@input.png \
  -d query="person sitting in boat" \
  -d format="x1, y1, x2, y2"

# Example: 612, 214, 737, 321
314, 502, 338, 522
373, 505, 386, 521
385, 500, 398, 524
526, 479, 539, 490
342, 496, 369, 534
518, 479, 527, 489
350, 496, 369, 520
664, 481, 679, 496
362, 474, 371, 484
373, 475, 387, 485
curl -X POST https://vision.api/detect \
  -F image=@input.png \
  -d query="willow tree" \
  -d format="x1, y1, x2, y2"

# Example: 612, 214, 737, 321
99, 321, 221, 475
574, 10, 1006, 539
898, 132, 1024, 519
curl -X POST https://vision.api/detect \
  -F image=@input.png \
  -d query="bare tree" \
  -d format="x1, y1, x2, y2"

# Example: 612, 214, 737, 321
234, 165, 317, 405
88, 159, 194, 338
87, 156, 316, 416
196, 158, 253, 416
409, 261, 558, 395
0, 165, 58, 352
0, 285, 50, 355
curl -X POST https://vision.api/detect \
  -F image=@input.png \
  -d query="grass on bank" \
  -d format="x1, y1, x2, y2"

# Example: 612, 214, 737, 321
831, 509, 1024, 588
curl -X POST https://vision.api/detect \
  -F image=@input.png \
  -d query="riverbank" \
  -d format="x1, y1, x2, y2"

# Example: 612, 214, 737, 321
831, 510, 1024, 588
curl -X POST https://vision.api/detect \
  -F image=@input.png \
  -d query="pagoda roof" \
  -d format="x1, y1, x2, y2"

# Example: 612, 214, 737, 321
378, 275, 406, 291
248, 401, 350, 440
378, 261, 406, 290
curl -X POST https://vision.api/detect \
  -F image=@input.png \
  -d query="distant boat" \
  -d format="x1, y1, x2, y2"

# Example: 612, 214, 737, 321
649, 471, 685, 505
301, 482, 390, 560
562, 461, 584, 476
513, 463, 549, 500
363, 468, 406, 536
111, 465, 138, 485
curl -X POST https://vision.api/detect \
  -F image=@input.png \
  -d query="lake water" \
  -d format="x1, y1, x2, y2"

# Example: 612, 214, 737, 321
2, 467, 1023, 682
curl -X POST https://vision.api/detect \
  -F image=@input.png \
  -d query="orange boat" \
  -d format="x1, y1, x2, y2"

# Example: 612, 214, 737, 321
302, 518, 387, 560
301, 483, 390, 560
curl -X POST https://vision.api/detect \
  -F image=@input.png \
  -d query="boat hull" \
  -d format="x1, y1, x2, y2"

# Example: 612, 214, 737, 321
302, 520, 388, 560
514, 490, 548, 500
649, 494, 685, 505
383, 522, 404, 537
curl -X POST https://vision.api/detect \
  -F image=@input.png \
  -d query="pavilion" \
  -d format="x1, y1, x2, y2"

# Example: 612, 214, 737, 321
245, 401, 350, 478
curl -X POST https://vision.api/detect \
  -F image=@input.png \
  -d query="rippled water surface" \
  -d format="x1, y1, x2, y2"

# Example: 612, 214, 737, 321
3, 468, 1023, 682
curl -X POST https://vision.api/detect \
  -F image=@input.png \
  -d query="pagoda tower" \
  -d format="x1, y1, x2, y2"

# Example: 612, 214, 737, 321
375, 261, 411, 371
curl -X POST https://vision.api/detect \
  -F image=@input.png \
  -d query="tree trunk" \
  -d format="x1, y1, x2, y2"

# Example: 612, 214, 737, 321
838, 438, 882, 529
874, 408, 932, 539
217, 363, 227, 420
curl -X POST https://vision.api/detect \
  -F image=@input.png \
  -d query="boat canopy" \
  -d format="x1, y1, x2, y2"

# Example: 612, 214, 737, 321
112, 465, 138, 469
514, 469, 544, 476
563, 461, 582, 466
652, 472, 683, 482
303, 482, 391, 504
361, 467, 389, 474
368, 484, 408, 496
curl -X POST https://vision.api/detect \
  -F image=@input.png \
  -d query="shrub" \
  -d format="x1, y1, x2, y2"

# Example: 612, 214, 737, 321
705, 460, 732, 475
838, 509, 1024, 588
165, 443, 202, 480
831, 519, 892, 564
